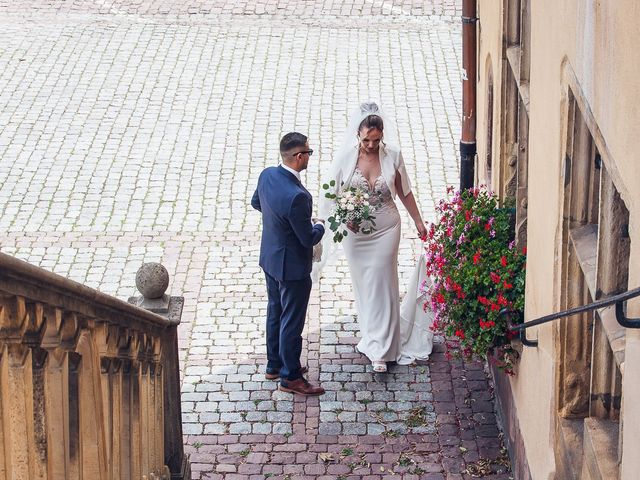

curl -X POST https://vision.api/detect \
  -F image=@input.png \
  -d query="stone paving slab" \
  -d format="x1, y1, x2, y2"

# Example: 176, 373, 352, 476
0, 0, 461, 19
0, 1, 511, 478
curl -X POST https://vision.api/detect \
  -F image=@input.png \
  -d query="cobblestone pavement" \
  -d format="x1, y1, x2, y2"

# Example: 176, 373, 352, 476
0, 1, 511, 479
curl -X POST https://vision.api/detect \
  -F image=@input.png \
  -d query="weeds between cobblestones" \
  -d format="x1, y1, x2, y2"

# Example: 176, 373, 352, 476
0, 0, 512, 478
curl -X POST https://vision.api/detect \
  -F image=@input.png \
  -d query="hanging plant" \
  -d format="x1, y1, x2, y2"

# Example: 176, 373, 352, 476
424, 186, 526, 374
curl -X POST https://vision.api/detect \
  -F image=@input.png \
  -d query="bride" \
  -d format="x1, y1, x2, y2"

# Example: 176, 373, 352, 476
317, 102, 433, 372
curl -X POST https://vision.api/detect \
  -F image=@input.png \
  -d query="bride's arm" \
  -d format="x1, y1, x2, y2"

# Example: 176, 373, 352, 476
395, 174, 428, 238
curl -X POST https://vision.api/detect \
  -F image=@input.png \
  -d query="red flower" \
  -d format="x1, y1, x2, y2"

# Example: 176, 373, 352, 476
490, 272, 501, 284
473, 250, 481, 265
479, 319, 495, 330
490, 302, 501, 311
503, 280, 513, 290
455, 329, 465, 339
501, 256, 507, 267
465, 210, 472, 221
477, 295, 489, 305
522, 246, 527, 255
452, 283, 465, 299
433, 292, 446, 304
484, 222, 491, 231
497, 293, 509, 306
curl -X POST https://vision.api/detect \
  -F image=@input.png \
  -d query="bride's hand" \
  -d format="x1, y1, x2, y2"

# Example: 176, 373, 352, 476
415, 220, 428, 241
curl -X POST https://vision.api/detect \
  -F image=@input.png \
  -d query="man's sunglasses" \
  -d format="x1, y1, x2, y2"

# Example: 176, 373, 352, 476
291, 149, 314, 156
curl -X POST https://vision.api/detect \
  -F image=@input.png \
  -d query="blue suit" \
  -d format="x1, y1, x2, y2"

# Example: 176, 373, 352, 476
251, 165, 325, 381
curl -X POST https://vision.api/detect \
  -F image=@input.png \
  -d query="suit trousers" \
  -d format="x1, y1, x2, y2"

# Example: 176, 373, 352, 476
264, 272, 312, 382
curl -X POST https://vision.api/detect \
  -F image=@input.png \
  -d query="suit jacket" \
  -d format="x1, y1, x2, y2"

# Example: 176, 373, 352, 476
251, 165, 325, 282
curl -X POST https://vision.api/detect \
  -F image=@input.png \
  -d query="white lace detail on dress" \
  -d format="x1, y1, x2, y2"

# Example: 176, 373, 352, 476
352, 168, 394, 211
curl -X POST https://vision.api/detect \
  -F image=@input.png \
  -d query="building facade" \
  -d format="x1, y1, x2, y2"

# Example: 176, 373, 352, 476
475, 1, 640, 478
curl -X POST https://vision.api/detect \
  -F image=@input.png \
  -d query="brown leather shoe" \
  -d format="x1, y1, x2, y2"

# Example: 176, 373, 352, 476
265, 366, 308, 380
278, 377, 325, 396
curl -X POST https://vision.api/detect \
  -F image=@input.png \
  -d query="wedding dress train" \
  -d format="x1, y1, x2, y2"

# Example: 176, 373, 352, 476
398, 252, 434, 365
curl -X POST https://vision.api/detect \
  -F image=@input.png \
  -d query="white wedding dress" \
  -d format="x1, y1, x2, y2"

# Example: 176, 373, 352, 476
343, 168, 403, 362
316, 102, 434, 366
342, 168, 434, 364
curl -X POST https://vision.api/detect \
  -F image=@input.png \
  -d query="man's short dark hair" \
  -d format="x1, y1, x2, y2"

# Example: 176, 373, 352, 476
280, 132, 308, 154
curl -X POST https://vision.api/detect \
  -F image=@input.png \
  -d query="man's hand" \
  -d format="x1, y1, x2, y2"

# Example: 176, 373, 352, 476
312, 217, 325, 225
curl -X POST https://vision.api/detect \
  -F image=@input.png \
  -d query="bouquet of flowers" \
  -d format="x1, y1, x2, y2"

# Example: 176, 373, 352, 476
424, 186, 526, 374
323, 180, 376, 243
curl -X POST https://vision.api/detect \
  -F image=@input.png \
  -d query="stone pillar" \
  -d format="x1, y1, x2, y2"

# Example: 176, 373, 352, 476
129, 263, 189, 480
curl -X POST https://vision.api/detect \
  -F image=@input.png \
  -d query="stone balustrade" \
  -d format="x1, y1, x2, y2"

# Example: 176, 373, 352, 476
0, 253, 189, 480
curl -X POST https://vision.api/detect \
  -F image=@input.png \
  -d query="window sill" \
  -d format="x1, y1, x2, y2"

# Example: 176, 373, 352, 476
569, 224, 625, 372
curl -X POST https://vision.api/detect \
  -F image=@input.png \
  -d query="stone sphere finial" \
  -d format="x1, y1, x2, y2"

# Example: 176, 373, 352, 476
135, 263, 169, 299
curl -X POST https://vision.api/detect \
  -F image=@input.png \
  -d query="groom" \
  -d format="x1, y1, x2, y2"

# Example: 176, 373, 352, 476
251, 132, 325, 396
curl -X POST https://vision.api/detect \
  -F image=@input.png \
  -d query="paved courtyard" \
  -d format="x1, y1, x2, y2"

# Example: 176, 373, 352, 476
0, 1, 511, 478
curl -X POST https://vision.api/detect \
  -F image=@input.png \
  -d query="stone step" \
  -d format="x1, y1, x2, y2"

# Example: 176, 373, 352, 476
556, 418, 584, 480
581, 417, 620, 480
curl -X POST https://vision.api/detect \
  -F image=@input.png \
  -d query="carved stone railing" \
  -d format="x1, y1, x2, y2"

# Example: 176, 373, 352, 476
0, 253, 189, 480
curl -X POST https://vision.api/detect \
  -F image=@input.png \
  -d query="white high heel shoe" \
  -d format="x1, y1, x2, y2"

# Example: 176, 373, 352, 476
372, 361, 387, 373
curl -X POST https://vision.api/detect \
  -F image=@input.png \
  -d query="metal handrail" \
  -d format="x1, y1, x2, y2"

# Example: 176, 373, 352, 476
499, 287, 640, 348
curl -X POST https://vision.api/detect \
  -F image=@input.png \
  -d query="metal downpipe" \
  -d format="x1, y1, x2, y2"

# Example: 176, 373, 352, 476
460, 0, 477, 190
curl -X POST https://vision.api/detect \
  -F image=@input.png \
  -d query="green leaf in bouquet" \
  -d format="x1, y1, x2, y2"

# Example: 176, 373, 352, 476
330, 179, 336, 186
322, 183, 330, 190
